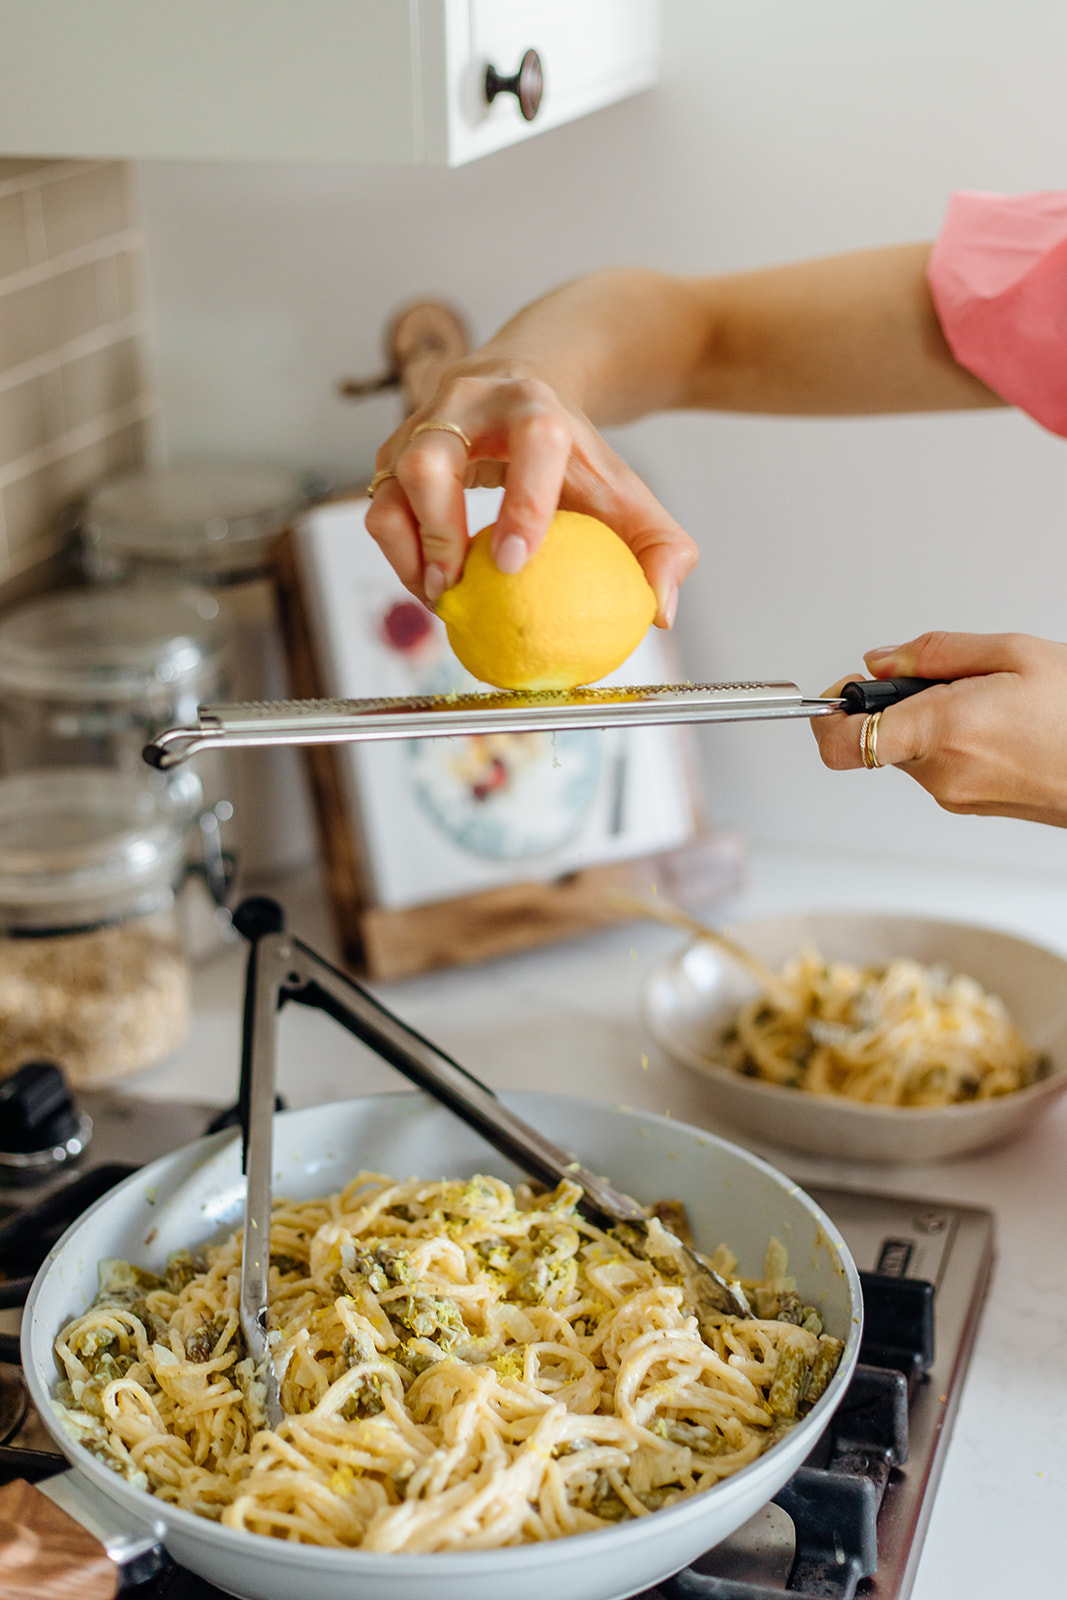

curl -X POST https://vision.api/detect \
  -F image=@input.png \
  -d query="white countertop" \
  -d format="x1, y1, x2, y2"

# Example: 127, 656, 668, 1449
131, 843, 1067, 1599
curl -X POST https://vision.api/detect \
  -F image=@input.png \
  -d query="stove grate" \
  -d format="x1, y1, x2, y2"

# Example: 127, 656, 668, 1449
648, 1358, 909, 1600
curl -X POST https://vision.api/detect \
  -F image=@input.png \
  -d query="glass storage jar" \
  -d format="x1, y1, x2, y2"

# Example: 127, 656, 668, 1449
0, 582, 227, 799
0, 768, 193, 1088
80, 459, 320, 878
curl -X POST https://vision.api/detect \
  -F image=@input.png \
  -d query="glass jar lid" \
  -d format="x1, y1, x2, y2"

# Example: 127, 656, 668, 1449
0, 584, 225, 704
0, 768, 189, 931
83, 459, 313, 580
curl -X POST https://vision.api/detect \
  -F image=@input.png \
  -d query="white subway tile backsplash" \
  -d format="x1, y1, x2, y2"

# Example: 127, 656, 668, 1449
54, 418, 147, 499
0, 192, 32, 279
0, 158, 152, 582
0, 416, 146, 567
0, 262, 105, 371
0, 458, 59, 571
0, 374, 55, 463
0, 159, 57, 188
60, 334, 146, 433
38, 163, 130, 259
113, 244, 148, 321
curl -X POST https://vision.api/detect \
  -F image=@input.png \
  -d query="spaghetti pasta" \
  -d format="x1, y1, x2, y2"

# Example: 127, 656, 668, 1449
51, 1172, 843, 1553
725, 945, 1042, 1106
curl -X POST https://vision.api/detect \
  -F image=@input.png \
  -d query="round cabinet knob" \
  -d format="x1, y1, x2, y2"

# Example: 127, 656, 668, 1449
485, 48, 544, 122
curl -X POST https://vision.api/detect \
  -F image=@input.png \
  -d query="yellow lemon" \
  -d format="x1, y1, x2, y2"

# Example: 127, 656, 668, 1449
436, 510, 656, 690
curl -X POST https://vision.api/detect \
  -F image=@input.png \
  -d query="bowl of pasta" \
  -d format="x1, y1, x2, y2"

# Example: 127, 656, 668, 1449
643, 909, 1067, 1163
21, 1091, 861, 1600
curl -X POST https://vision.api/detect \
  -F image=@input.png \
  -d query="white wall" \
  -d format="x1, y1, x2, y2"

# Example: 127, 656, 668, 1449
136, 0, 1067, 883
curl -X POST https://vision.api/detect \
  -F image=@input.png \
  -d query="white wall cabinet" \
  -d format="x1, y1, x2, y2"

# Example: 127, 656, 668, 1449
0, 1, 659, 166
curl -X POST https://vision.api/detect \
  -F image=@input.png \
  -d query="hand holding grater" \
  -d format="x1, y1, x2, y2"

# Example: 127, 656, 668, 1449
143, 677, 940, 770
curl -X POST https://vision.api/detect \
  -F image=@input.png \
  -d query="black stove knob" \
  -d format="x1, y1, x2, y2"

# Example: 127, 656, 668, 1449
0, 1061, 81, 1154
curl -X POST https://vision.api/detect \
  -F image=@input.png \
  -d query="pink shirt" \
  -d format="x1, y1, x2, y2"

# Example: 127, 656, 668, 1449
926, 190, 1067, 438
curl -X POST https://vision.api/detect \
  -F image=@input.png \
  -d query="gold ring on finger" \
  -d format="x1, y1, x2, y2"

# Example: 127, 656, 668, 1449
860, 711, 883, 770
367, 468, 398, 499
410, 420, 473, 452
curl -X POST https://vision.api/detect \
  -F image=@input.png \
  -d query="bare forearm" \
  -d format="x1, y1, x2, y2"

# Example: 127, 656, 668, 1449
687, 244, 1002, 415
457, 269, 720, 425
455, 246, 1002, 424
366, 242, 1005, 612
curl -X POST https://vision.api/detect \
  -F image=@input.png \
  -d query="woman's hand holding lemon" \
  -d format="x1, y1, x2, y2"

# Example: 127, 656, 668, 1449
365, 252, 990, 643
364, 369, 696, 629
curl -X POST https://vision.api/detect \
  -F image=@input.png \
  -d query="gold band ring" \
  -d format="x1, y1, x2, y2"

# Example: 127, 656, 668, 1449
410, 420, 473, 451
367, 468, 398, 499
860, 711, 883, 770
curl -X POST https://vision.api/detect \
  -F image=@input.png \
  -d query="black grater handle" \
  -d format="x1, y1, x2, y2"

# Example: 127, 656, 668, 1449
839, 677, 945, 713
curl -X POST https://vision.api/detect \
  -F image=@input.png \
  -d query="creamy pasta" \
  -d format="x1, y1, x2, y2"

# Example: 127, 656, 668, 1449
52, 1172, 843, 1552
725, 945, 1042, 1106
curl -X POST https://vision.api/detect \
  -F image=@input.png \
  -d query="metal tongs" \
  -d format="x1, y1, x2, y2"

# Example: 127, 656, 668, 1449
146, 677, 938, 770
234, 896, 751, 1428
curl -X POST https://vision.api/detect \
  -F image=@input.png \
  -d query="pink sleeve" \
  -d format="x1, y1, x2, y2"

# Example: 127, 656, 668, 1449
926, 190, 1067, 438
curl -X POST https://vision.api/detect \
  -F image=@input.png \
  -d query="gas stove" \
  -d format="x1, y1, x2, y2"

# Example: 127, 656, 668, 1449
0, 1077, 993, 1600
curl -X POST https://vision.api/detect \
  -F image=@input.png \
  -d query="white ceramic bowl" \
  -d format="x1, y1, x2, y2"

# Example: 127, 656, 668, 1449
643, 910, 1067, 1164
24, 1092, 861, 1600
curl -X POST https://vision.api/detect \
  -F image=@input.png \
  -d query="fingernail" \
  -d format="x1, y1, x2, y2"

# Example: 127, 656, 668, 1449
495, 535, 528, 575
661, 586, 678, 629
864, 645, 899, 664
424, 563, 447, 603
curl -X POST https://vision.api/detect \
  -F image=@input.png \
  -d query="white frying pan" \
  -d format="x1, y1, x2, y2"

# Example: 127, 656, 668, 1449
12, 1092, 862, 1600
